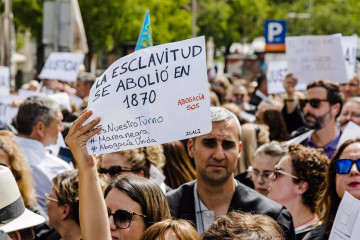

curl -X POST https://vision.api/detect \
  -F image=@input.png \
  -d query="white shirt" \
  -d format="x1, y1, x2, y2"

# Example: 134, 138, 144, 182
193, 180, 238, 235
14, 136, 72, 211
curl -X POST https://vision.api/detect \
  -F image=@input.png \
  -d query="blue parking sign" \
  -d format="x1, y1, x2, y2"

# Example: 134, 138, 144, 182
265, 20, 287, 44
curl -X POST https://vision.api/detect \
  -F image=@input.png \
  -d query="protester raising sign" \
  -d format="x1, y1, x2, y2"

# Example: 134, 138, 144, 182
0, 66, 10, 96
39, 52, 84, 82
85, 36, 211, 155
286, 34, 348, 90
266, 60, 288, 94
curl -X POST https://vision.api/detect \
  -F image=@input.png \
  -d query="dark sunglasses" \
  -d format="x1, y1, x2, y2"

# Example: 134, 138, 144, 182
335, 159, 360, 174
107, 208, 147, 229
299, 99, 328, 109
99, 166, 140, 178
272, 166, 299, 181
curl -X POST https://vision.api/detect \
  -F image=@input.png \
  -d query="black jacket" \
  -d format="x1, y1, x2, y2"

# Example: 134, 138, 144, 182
166, 180, 295, 240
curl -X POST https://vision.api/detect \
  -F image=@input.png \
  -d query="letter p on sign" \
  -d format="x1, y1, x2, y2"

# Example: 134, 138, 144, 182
268, 22, 283, 42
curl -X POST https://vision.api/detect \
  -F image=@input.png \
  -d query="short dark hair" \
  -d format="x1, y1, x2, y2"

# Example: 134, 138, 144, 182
307, 80, 344, 117
201, 211, 284, 240
16, 96, 60, 136
288, 144, 329, 213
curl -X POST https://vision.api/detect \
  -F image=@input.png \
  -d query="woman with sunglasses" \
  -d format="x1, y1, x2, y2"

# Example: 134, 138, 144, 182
267, 144, 328, 240
105, 174, 171, 240
65, 109, 171, 240
304, 138, 360, 240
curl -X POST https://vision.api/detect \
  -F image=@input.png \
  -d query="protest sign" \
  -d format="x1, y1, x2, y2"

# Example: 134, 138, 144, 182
85, 36, 211, 155
286, 34, 348, 90
342, 36, 358, 81
266, 60, 288, 94
0, 95, 18, 125
0, 66, 10, 96
337, 121, 360, 149
329, 191, 360, 240
39, 52, 84, 82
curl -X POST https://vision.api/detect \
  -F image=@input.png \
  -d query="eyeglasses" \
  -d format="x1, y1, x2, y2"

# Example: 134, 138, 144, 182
99, 166, 141, 178
45, 193, 59, 204
272, 166, 299, 180
107, 208, 147, 229
299, 99, 328, 109
249, 166, 273, 181
335, 159, 360, 174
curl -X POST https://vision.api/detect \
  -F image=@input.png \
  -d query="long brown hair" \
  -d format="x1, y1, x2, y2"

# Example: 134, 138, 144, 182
162, 141, 196, 189
317, 139, 360, 223
104, 174, 171, 228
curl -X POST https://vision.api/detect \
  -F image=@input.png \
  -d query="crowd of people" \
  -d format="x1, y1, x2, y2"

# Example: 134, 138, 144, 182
1, 68, 360, 240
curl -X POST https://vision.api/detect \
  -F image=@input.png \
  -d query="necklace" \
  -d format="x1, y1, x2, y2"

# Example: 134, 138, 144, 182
295, 214, 317, 230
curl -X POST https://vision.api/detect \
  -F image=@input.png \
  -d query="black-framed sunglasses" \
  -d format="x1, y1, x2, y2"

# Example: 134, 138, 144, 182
299, 98, 328, 109
107, 208, 147, 229
335, 159, 360, 174
99, 166, 141, 178
273, 166, 299, 181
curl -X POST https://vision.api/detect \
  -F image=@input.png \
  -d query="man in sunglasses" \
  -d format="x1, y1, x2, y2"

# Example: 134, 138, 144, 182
289, 79, 343, 159
166, 107, 295, 239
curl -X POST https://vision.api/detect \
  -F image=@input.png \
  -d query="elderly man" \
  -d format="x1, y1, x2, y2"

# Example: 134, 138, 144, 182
166, 107, 295, 239
75, 72, 96, 99
14, 96, 71, 211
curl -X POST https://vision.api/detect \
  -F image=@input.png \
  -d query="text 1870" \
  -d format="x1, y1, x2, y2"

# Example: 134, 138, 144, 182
123, 90, 156, 108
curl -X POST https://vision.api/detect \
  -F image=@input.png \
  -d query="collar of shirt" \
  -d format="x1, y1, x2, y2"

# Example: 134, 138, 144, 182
193, 180, 238, 235
13, 136, 47, 162
305, 127, 341, 159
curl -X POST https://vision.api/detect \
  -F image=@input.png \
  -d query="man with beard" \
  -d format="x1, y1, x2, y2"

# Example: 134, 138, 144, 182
166, 107, 295, 239
290, 80, 343, 159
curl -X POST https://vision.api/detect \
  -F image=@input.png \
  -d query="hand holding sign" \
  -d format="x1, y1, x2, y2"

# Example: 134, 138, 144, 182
85, 36, 211, 155
283, 73, 297, 97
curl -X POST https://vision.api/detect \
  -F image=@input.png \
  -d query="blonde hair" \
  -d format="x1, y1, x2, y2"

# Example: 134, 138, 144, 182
236, 123, 269, 174
0, 133, 36, 207
97, 145, 166, 178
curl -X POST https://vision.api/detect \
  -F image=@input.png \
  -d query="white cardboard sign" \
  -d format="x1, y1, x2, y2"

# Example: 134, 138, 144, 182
266, 60, 288, 94
86, 36, 211, 155
337, 121, 360, 149
286, 34, 348, 90
0, 95, 18, 125
39, 52, 84, 82
330, 191, 360, 240
342, 36, 358, 81
0, 66, 10, 96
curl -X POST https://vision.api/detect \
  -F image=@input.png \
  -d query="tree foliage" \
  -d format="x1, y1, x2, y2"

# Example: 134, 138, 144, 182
11, 0, 360, 57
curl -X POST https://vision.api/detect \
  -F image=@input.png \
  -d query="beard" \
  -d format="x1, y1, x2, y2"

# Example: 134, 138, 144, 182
305, 110, 332, 130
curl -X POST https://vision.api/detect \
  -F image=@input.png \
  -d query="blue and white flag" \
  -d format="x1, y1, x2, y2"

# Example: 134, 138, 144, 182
135, 10, 153, 51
